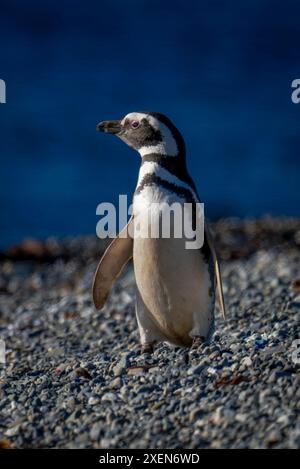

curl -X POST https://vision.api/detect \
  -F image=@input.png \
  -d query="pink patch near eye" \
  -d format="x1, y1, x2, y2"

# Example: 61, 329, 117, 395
131, 120, 140, 129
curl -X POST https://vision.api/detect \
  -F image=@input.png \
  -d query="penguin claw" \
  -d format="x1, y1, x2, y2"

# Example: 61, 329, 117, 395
141, 342, 155, 354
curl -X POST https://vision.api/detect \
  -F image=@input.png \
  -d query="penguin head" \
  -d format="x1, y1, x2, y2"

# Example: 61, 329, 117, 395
97, 112, 185, 157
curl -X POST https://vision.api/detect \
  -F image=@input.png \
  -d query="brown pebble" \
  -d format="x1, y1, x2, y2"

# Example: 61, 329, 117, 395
64, 311, 79, 320
291, 279, 300, 294
74, 367, 92, 380
127, 366, 146, 375
215, 374, 252, 388
127, 364, 158, 375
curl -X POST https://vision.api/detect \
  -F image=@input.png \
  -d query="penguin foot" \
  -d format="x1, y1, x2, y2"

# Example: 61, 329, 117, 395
141, 342, 155, 354
191, 336, 206, 349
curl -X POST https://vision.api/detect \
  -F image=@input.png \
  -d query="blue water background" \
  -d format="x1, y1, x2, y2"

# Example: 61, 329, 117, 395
0, 0, 300, 247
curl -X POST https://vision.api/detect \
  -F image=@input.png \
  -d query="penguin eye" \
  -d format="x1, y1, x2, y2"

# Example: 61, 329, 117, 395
131, 120, 140, 129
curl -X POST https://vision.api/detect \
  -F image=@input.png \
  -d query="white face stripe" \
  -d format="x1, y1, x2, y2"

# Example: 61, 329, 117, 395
122, 112, 179, 157
139, 144, 168, 157
137, 161, 198, 202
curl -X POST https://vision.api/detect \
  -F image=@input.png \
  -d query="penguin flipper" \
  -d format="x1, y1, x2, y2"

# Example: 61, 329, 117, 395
92, 216, 134, 309
205, 225, 226, 320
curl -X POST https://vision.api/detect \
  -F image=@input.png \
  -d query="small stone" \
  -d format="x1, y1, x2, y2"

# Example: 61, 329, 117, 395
127, 367, 145, 375
277, 414, 291, 426
5, 425, 20, 437
291, 279, 300, 294
101, 392, 117, 402
90, 422, 102, 441
88, 396, 99, 406
211, 407, 223, 425
267, 371, 277, 384
54, 363, 67, 374
241, 357, 253, 367
74, 367, 92, 380
266, 429, 281, 445
187, 365, 207, 376
235, 413, 248, 423
112, 355, 129, 376
110, 377, 122, 389
270, 278, 279, 288
148, 366, 160, 374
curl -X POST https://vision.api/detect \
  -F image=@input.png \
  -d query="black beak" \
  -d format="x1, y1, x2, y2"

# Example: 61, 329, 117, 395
96, 120, 122, 135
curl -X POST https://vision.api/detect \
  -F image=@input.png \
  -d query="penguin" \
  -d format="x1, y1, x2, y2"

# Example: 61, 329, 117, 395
93, 112, 226, 352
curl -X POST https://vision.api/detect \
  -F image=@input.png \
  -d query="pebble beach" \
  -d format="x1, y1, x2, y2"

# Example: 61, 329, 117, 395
0, 217, 299, 449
